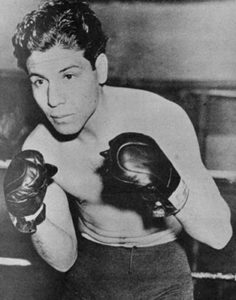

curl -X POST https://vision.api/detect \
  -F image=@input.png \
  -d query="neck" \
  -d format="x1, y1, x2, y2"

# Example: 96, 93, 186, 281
79, 85, 110, 142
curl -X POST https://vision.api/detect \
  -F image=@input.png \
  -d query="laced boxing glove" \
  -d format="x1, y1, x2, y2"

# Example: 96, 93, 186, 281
4, 150, 57, 233
100, 132, 189, 217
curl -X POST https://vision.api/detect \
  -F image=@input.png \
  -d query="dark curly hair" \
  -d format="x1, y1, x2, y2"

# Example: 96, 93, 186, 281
12, 0, 108, 71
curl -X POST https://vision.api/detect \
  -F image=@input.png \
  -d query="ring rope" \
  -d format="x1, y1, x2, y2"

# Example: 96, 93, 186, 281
192, 272, 236, 281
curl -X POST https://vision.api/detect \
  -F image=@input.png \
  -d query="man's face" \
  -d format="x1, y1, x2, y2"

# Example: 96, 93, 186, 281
26, 45, 101, 135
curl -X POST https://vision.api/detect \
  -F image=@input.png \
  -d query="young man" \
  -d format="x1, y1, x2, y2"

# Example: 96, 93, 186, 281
4, 1, 232, 299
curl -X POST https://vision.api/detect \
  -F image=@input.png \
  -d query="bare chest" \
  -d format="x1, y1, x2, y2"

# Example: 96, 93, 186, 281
53, 142, 106, 203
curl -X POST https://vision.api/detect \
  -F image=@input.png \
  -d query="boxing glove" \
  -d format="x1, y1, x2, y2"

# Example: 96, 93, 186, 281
4, 150, 57, 233
100, 132, 189, 217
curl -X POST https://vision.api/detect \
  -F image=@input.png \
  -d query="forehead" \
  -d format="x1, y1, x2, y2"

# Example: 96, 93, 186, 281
26, 45, 90, 74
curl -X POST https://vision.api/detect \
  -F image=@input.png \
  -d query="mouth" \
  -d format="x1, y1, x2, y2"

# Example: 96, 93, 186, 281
50, 113, 74, 123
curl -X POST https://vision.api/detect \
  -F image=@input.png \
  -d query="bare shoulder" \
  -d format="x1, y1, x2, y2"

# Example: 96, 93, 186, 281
110, 86, 186, 116
128, 88, 193, 133
22, 124, 58, 161
111, 87, 200, 168
108, 86, 191, 134
131, 88, 188, 121
112, 86, 164, 104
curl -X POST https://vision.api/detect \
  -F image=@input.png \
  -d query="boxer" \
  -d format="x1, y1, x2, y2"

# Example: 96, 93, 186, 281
4, 1, 232, 299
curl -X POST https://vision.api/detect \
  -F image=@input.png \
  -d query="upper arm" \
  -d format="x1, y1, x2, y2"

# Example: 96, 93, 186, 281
152, 102, 212, 190
149, 100, 230, 219
152, 101, 232, 247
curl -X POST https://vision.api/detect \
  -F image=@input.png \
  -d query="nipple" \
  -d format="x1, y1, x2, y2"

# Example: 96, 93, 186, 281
99, 150, 109, 159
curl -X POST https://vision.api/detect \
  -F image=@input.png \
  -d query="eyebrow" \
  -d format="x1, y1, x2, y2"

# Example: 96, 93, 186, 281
59, 65, 83, 73
28, 73, 47, 80
28, 65, 82, 79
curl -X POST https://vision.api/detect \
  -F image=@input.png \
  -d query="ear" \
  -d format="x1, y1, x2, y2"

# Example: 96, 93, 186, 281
95, 54, 108, 85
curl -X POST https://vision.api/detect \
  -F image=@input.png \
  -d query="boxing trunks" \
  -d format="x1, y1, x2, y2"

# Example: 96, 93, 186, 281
62, 236, 193, 300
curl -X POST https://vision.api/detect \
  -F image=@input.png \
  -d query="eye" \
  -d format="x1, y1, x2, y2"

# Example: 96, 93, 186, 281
64, 73, 74, 80
35, 79, 44, 86
31, 78, 46, 88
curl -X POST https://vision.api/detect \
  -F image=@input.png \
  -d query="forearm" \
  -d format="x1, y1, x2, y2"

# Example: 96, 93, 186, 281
176, 188, 232, 249
31, 218, 78, 272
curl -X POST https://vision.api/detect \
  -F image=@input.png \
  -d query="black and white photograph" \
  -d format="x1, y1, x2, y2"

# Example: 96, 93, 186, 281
0, 0, 236, 299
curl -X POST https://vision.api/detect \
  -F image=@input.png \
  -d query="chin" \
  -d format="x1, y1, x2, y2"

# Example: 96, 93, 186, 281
50, 122, 82, 138
57, 126, 80, 136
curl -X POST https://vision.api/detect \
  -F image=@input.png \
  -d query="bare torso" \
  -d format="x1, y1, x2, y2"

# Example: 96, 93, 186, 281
28, 86, 182, 246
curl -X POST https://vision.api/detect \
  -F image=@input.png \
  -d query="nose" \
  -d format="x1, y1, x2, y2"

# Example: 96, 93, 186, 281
47, 83, 66, 107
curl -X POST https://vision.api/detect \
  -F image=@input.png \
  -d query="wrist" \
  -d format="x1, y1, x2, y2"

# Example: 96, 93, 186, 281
152, 179, 189, 218
9, 204, 46, 234
168, 179, 189, 213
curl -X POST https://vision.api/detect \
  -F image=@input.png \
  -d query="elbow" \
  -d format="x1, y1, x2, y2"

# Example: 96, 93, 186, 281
210, 223, 233, 250
53, 250, 78, 273
209, 207, 233, 250
49, 239, 78, 272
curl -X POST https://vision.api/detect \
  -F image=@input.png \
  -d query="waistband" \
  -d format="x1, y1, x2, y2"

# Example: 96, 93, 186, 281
80, 227, 177, 248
